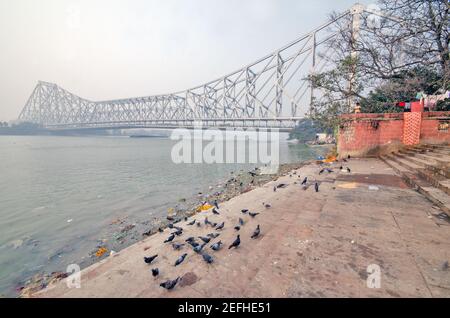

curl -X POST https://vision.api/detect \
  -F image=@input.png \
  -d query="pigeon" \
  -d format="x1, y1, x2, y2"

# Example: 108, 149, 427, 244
249, 171, 257, 177
172, 243, 185, 250
239, 218, 245, 226
193, 242, 207, 253
347, 167, 351, 173
142, 229, 152, 236
339, 166, 343, 170
343, 158, 348, 162
273, 186, 277, 192
185, 236, 195, 242
202, 253, 214, 264
158, 228, 164, 233
212, 208, 220, 215
210, 222, 218, 227
172, 228, 183, 236
319, 168, 325, 175
166, 216, 175, 221
301, 177, 308, 185
196, 221, 201, 227
144, 254, 158, 264
228, 235, 241, 249
164, 234, 175, 243
187, 220, 196, 226
234, 226, 241, 231
215, 222, 225, 230
315, 182, 319, 192
207, 233, 220, 239
151, 268, 159, 277
251, 225, 260, 239
213, 200, 219, 209
198, 236, 211, 243
174, 253, 188, 266
241, 209, 249, 214
168, 223, 174, 229
249, 212, 259, 218
348, 155, 351, 159
264, 203, 271, 209
210, 241, 223, 251
189, 241, 200, 248
160, 277, 180, 290
326, 168, 333, 173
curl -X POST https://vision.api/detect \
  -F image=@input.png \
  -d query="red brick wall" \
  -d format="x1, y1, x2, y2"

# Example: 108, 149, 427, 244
421, 111, 450, 144
337, 111, 450, 157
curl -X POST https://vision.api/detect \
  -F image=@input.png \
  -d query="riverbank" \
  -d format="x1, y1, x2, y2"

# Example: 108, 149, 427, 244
0, 136, 330, 297
16, 144, 330, 297
17, 161, 316, 297
29, 157, 450, 297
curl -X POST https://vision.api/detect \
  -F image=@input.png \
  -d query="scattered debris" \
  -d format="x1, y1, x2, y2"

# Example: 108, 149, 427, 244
95, 247, 108, 257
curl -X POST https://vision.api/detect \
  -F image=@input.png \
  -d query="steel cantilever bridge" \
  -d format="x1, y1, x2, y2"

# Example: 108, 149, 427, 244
18, 4, 376, 131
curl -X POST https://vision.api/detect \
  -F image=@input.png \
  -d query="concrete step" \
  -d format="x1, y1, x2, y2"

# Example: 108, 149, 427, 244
398, 150, 450, 178
427, 148, 450, 156
414, 144, 450, 155
406, 151, 450, 166
409, 145, 450, 157
380, 155, 450, 215
391, 152, 450, 195
419, 144, 449, 150
389, 152, 424, 171
439, 180, 450, 196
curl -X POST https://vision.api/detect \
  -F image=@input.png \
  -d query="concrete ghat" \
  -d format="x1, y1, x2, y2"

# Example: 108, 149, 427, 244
33, 158, 450, 298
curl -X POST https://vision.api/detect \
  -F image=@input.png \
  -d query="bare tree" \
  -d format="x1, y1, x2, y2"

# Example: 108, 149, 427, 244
308, 0, 449, 128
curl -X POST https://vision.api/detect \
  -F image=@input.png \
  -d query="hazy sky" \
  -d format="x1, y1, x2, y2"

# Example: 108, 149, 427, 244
0, 0, 370, 121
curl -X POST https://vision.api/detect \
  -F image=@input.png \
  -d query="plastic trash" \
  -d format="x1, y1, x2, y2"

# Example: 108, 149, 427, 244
196, 203, 213, 212
323, 155, 337, 163
95, 247, 108, 257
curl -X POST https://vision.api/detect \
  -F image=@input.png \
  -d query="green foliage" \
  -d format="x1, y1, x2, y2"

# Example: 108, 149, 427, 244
436, 99, 450, 111
360, 67, 446, 113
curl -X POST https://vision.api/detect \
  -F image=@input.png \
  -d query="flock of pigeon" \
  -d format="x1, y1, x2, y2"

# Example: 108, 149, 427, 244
143, 201, 263, 291
145, 155, 352, 291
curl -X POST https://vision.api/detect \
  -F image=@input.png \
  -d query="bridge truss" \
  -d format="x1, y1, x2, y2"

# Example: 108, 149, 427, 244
18, 4, 380, 130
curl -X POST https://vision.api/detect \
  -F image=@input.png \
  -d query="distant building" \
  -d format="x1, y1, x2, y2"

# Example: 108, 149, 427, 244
312, 133, 335, 145
316, 133, 328, 142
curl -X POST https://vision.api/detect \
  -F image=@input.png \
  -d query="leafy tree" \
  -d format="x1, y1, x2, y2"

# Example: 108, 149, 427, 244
307, 0, 449, 127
